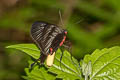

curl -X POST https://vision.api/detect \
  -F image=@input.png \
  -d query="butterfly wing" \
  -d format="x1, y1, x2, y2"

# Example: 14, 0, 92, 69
31, 21, 63, 55
50, 33, 65, 54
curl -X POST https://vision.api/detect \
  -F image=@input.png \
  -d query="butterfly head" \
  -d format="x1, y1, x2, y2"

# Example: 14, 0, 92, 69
63, 30, 67, 35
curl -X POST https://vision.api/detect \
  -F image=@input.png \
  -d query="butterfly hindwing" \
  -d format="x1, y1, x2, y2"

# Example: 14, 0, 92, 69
31, 21, 64, 55
50, 33, 65, 54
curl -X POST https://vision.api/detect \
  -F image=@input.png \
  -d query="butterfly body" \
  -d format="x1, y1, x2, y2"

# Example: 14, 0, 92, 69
31, 21, 67, 64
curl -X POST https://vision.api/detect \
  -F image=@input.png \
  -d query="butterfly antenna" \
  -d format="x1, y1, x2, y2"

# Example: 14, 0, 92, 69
59, 10, 64, 28
75, 18, 84, 24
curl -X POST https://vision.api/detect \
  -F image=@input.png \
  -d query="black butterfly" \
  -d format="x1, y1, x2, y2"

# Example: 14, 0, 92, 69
30, 21, 67, 67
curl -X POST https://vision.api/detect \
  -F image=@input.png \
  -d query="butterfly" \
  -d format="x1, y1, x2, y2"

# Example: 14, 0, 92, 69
30, 21, 67, 67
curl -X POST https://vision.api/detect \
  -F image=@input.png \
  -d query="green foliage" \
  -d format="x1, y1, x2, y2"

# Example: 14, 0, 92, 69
48, 49, 81, 80
6, 44, 40, 59
6, 44, 82, 80
83, 46, 120, 80
1, 0, 120, 80
23, 66, 56, 80
6, 44, 120, 80
0, 8, 36, 30
29, 0, 64, 9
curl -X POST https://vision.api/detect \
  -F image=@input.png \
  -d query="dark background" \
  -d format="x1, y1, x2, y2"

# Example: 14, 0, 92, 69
0, 0, 120, 79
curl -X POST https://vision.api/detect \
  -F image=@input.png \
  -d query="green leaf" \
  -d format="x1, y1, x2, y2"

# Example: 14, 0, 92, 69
48, 49, 82, 80
24, 65, 56, 80
81, 61, 92, 80
83, 46, 120, 80
6, 44, 40, 59
6, 44, 56, 80
6, 44, 83, 80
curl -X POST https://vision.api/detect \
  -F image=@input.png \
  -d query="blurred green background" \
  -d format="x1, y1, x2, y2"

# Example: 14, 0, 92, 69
0, 0, 120, 80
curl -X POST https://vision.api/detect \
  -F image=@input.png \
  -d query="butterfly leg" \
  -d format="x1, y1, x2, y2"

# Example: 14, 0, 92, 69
29, 58, 40, 71
62, 44, 72, 53
30, 53, 47, 71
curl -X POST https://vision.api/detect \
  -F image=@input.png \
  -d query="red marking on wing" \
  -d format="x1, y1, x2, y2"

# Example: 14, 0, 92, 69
59, 36, 66, 46
49, 48, 53, 54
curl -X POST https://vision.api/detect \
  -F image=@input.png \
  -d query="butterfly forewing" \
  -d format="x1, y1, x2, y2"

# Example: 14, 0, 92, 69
31, 21, 64, 55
